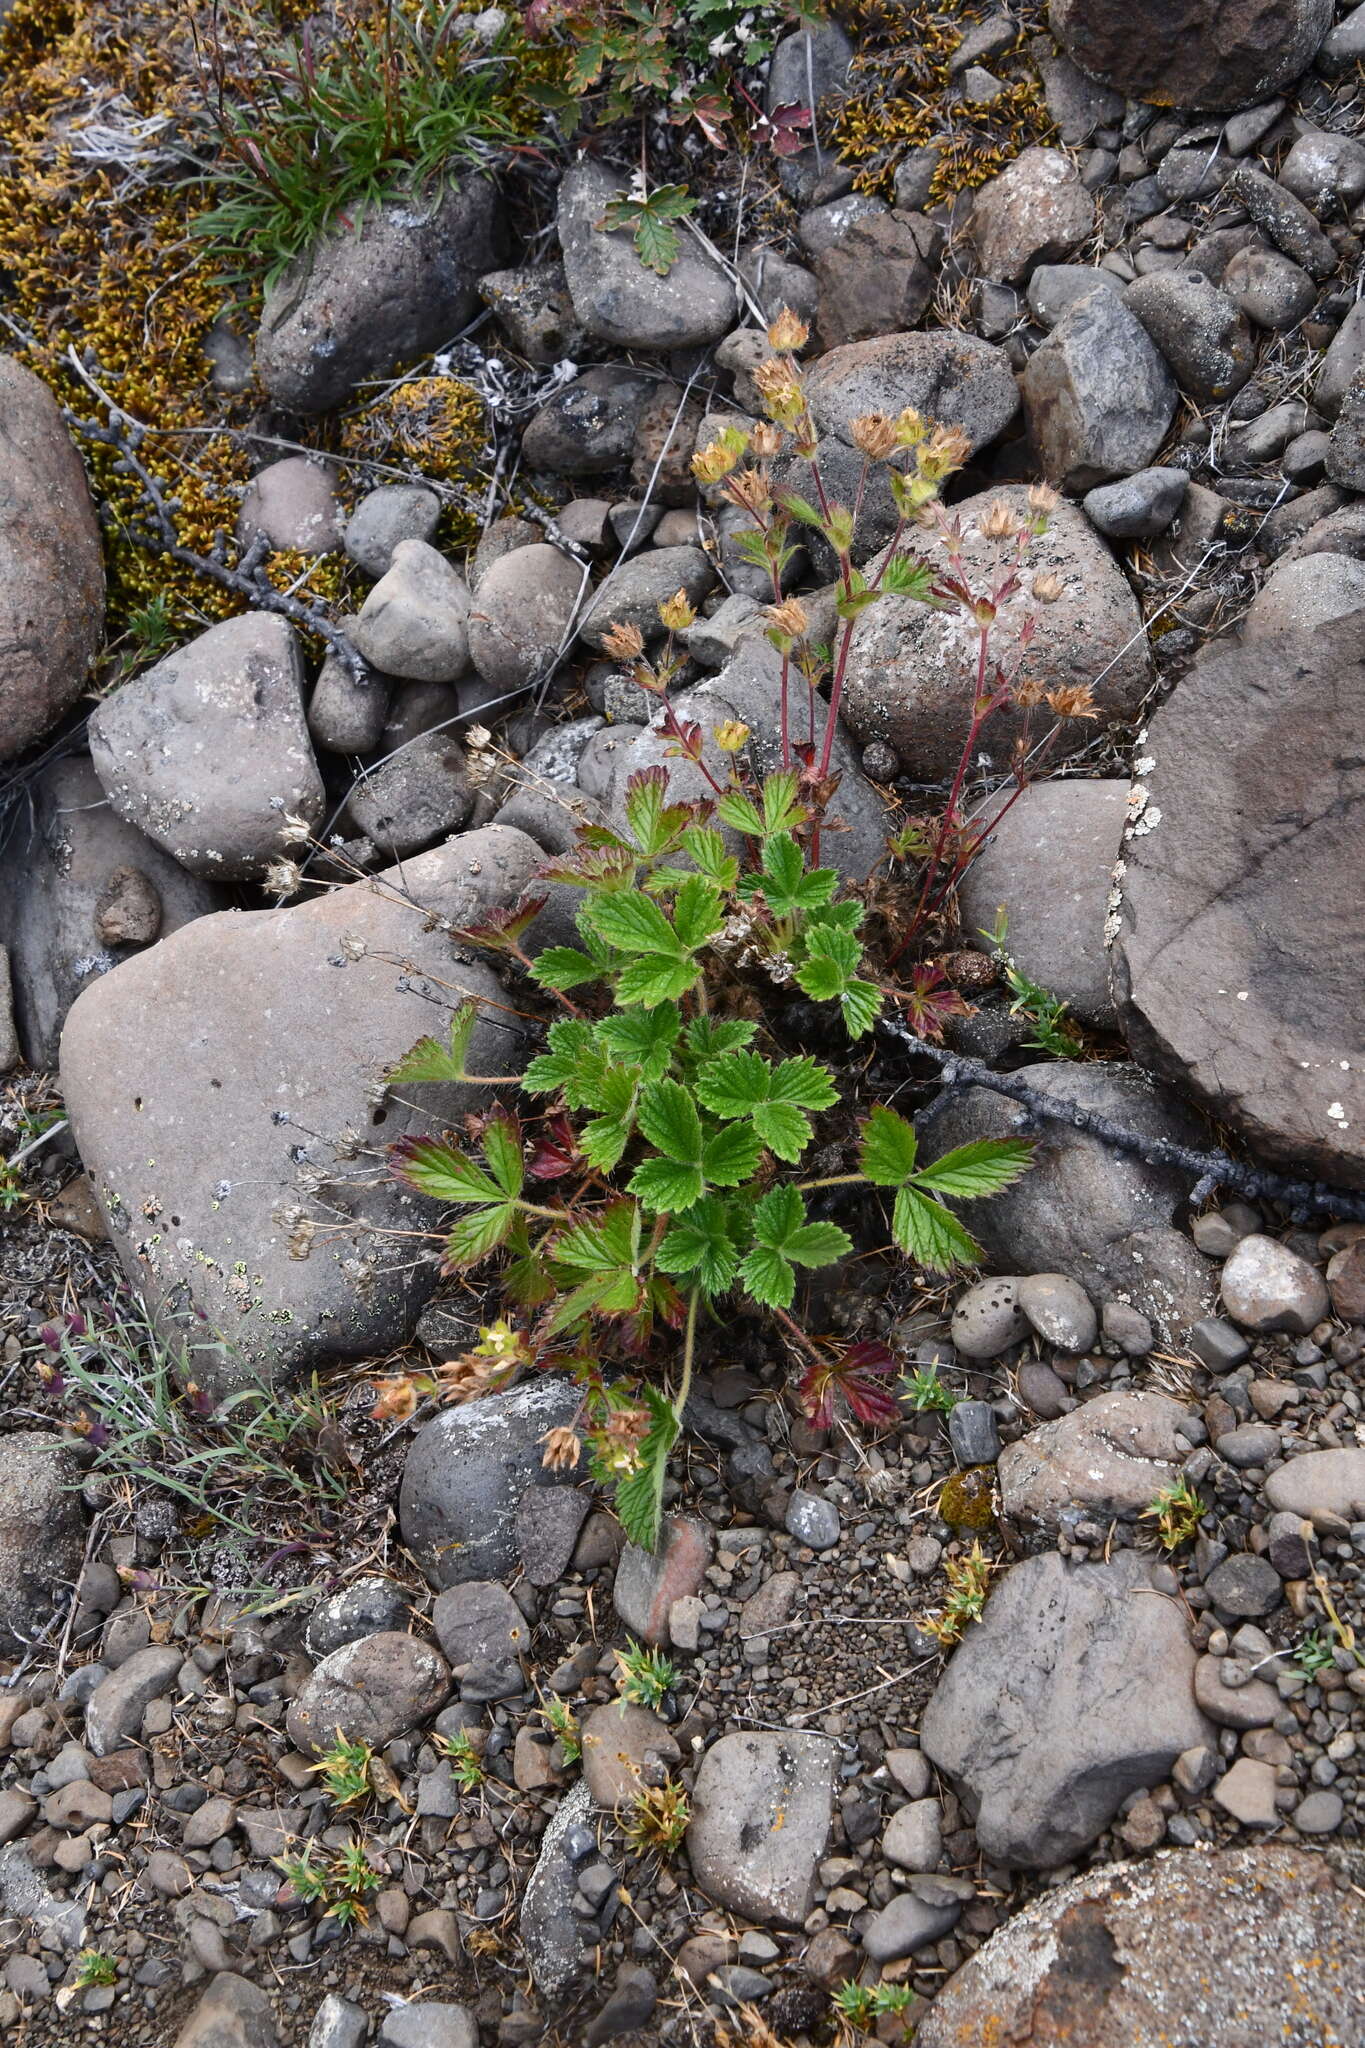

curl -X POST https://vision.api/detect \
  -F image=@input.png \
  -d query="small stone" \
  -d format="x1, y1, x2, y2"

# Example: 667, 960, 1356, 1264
951, 1277, 1028, 1359
1172, 1744, 1218, 1796
1101, 1301, 1154, 1356
687, 1730, 837, 1927
1223, 246, 1316, 330
377, 2002, 477, 2048
668, 1596, 704, 1653
947, 1401, 1001, 1466
970, 147, 1094, 283
784, 1490, 840, 1551
581, 1703, 681, 1811
1188, 1319, 1251, 1373
517, 1486, 591, 1586
584, 1968, 657, 2046
174, 1973, 279, 2047
309, 1993, 369, 2048
351, 540, 471, 684
1017, 1273, 1098, 1353
344, 484, 441, 578
1220, 1235, 1329, 1334
1212, 1756, 1279, 1826
285, 1633, 451, 1755
612, 1516, 713, 1645
1124, 272, 1254, 404
1292, 1790, 1343, 1835
1193, 1655, 1279, 1730
1082, 467, 1188, 538
1214, 1423, 1279, 1468
1017, 1361, 1072, 1419
1266, 1511, 1312, 1579
1264, 1449, 1365, 1530
239, 457, 341, 555
1228, 164, 1336, 280
1326, 1241, 1365, 1323
84, 1647, 182, 1758
1118, 1795, 1166, 1852
432, 1581, 527, 1674
882, 1799, 942, 1872
861, 1888, 964, 1965
1204, 1554, 1282, 1619
306, 1578, 411, 1660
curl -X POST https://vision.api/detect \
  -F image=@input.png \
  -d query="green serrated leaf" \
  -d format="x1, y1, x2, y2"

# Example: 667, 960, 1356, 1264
580, 1113, 634, 1174
761, 768, 806, 836
715, 788, 764, 836
679, 824, 739, 889
530, 946, 607, 993
892, 1186, 983, 1273
910, 1139, 1033, 1200
443, 1202, 517, 1265
773, 489, 826, 530
628, 1155, 706, 1214
785, 1219, 853, 1267
859, 1105, 920, 1185
616, 954, 700, 1007
590, 892, 681, 958
751, 1182, 804, 1246
671, 874, 724, 953
752, 1100, 813, 1161
768, 1056, 839, 1111
739, 1241, 795, 1310
656, 1196, 740, 1295
840, 979, 882, 1037
394, 1138, 503, 1206
683, 1017, 756, 1065
637, 1079, 702, 1163
551, 1199, 642, 1274
481, 1113, 525, 1201
695, 1050, 772, 1119
598, 1005, 681, 1082
387, 1002, 478, 1084
701, 1122, 763, 1187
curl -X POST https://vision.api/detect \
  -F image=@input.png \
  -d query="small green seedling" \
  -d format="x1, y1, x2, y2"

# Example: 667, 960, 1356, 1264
540, 1694, 582, 1764
435, 1727, 486, 1789
1142, 1476, 1204, 1552
310, 1732, 375, 1808
615, 1639, 679, 1712
622, 1778, 690, 1853
74, 1951, 118, 1989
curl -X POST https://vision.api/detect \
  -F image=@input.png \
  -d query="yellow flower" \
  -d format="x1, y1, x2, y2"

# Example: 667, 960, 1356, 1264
713, 719, 751, 752
658, 589, 696, 633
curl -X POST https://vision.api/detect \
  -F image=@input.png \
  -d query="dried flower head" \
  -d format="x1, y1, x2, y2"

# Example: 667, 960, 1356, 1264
541, 1425, 582, 1472
978, 498, 1017, 540
279, 811, 314, 845
600, 620, 645, 663
337, 932, 367, 963
766, 306, 809, 353
917, 423, 973, 482
752, 355, 805, 423
894, 406, 927, 447
1031, 571, 1065, 604
691, 428, 749, 484
263, 859, 303, 897
713, 719, 750, 752
658, 589, 696, 633
1012, 673, 1048, 708
1047, 684, 1099, 720
1027, 482, 1060, 518
765, 595, 810, 642
749, 420, 783, 459
850, 411, 898, 460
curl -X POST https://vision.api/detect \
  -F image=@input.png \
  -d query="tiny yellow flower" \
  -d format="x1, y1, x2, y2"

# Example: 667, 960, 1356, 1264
658, 589, 697, 633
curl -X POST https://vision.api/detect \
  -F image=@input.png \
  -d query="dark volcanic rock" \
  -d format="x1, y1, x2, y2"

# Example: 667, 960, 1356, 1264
1049, 0, 1333, 113
1111, 611, 1365, 1188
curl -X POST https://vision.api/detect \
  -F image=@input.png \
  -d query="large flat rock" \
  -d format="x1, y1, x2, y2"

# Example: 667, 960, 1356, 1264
59, 828, 542, 1390
1110, 611, 1365, 1187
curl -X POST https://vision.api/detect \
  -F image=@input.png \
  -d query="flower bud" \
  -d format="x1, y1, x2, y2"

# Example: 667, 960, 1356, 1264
1031, 571, 1065, 603
658, 589, 696, 633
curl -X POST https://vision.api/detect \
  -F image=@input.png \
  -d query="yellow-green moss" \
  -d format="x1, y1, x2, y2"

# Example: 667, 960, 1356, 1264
938, 1464, 997, 1531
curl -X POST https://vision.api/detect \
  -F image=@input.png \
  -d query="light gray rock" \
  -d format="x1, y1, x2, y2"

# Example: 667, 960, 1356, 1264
971, 146, 1094, 283
951, 1276, 1028, 1359
239, 458, 341, 555
1264, 1448, 1365, 1529
1245, 552, 1365, 641
581, 1702, 680, 1810
1314, 302, 1365, 419
799, 192, 889, 260
915, 1846, 1361, 2048
468, 543, 583, 692
309, 1993, 368, 2048
841, 488, 1151, 778
255, 177, 502, 411
813, 211, 934, 348
775, 329, 1020, 565
1280, 129, 1365, 214
578, 547, 715, 651
1021, 287, 1178, 489
59, 829, 540, 1391
377, 2004, 476, 2048
1026, 264, 1121, 330
738, 243, 820, 329
308, 623, 392, 755
1326, 363, 1365, 491
286, 1632, 450, 1754
0, 755, 219, 1066
1222, 244, 1316, 330
0, 945, 15, 1072
1082, 467, 1188, 538
997, 1390, 1187, 1528
88, 614, 324, 881
344, 485, 442, 579
1220, 1233, 1329, 1333
399, 1378, 580, 1589
861, 1881, 969, 1964
957, 777, 1127, 1024
345, 728, 473, 857
84, 1646, 183, 1757
916, 1062, 1217, 1341
432, 1580, 527, 1673
882, 1799, 942, 1871
920, 1548, 1211, 1866
1017, 1273, 1098, 1352
558, 160, 735, 349
1110, 613, 1365, 1188
0, 355, 105, 763
785, 1490, 840, 1551
1228, 162, 1337, 278
0, 1434, 85, 1656
351, 539, 471, 683
687, 1731, 837, 1925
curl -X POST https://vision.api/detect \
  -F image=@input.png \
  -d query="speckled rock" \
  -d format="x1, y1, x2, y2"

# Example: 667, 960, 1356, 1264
1220, 1233, 1330, 1333
468, 543, 584, 693
557, 160, 735, 348
0, 1435, 86, 1657
1048, 1, 1334, 112
687, 1731, 837, 1925
399, 1378, 580, 1589
1264, 1448, 1365, 1529
87, 614, 324, 881
1017, 1273, 1098, 1353
997, 1390, 1187, 1528
286, 1633, 451, 1754
351, 540, 471, 684
951, 1277, 1029, 1359
239, 457, 342, 555
970, 147, 1094, 283
915, 1846, 1363, 2047
1021, 288, 1178, 489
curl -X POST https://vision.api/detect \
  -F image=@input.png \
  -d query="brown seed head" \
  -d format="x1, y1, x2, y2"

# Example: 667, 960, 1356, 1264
766, 306, 809, 353
1046, 684, 1099, 720
750, 420, 784, 459
600, 620, 646, 662
658, 589, 696, 633
541, 1425, 583, 1472
765, 595, 810, 640
978, 498, 1017, 540
1012, 673, 1047, 708
850, 411, 898, 460
1031, 571, 1065, 603
894, 406, 927, 447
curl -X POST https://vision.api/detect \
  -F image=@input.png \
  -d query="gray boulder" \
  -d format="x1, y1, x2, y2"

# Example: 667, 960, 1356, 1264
916, 1846, 1362, 2048
841, 488, 1151, 779
1048, 0, 1333, 112
286, 1633, 451, 1754
687, 1730, 837, 1925
916, 1061, 1216, 1340
255, 178, 502, 411
174, 1973, 279, 2048
308, 624, 392, 756
1110, 613, 1365, 1187
59, 829, 542, 1391
776, 329, 1020, 565
351, 540, 471, 684
344, 485, 441, 579
305, 1577, 411, 1660
0, 355, 105, 763
1124, 272, 1255, 405
956, 778, 1128, 1025
88, 614, 324, 882
1022, 288, 1178, 489
345, 730, 473, 858
1279, 128, 1365, 215
1326, 363, 1365, 491
1264, 1448, 1365, 1529
520, 1779, 594, 1995
1222, 244, 1316, 330
970, 147, 1094, 283
468, 543, 584, 692
398, 1378, 580, 1589
521, 367, 655, 478
0, 755, 219, 1067
1228, 162, 1337, 280
579, 546, 716, 651
997, 1390, 1188, 1528
1026, 264, 1121, 329
1314, 302, 1365, 420
920, 1548, 1211, 1867
0, 1434, 85, 1656
558, 160, 735, 349
84, 1645, 183, 1756
1243, 553, 1365, 639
